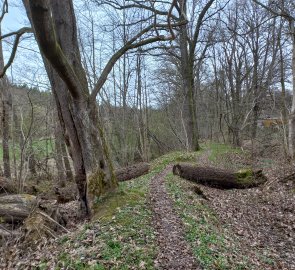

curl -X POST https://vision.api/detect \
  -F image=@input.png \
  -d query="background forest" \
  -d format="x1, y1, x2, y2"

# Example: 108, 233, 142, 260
1, 0, 294, 183
0, 0, 295, 269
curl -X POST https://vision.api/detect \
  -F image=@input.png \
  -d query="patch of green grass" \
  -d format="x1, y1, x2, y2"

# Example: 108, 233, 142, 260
32, 139, 55, 159
0, 139, 55, 162
151, 150, 202, 172
56, 252, 105, 270
165, 172, 253, 270
52, 172, 156, 270
207, 143, 241, 163
93, 187, 145, 222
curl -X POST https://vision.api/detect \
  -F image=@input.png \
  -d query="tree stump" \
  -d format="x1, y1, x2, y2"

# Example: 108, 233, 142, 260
173, 163, 267, 189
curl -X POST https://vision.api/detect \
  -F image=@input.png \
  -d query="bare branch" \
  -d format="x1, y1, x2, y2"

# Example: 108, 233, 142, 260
94, 0, 179, 20
90, 20, 187, 100
0, 0, 8, 23
252, 0, 295, 22
0, 27, 32, 40
0, 27, 33, 78
190, 0, 215, 56
28, 0, 84, 100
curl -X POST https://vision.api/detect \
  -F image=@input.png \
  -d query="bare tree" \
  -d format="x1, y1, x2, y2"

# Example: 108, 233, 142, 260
252, 0, 295, 157
11, 0, 183, 217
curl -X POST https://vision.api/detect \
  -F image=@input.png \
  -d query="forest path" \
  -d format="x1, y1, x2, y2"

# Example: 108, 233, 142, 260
149, 166, 201, 270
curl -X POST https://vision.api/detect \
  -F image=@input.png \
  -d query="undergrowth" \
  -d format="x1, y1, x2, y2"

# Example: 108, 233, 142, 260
30, 145, 256, 269
49, 150, 203, 269
165, 172, 254, 270
39, 173, 156, 270
207, 143, 241, 163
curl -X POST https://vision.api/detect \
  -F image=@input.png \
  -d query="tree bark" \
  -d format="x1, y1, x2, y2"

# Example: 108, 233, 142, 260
288, 22, 295, 158
0, 194, 37, 223
177, 0, 214, 151
0, 26, 11, 180
23, 0, 117, 217
173, 163, 267, 189
1, 89, 11, 179
61, 142, 73, 182
115, 162, 150, 182
54, 120, 66, 186
179, 14, 200, 151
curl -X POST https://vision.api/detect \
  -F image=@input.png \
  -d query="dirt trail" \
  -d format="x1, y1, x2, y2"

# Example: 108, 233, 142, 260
149, 166, 201, 270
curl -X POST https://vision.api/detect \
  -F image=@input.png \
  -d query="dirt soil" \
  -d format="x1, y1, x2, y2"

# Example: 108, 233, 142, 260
149, 166, 201, 270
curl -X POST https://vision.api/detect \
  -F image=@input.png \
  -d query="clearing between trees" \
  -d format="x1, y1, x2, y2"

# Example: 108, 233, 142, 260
0, 143, 294, 270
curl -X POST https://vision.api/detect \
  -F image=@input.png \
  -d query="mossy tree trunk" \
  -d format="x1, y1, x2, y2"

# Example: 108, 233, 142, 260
22, 0, 179, 217
173, 163, 267, 189
23, 0, 117, 217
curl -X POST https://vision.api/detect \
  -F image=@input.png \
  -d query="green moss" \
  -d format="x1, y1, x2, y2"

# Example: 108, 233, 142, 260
55, 171, 156, 270
235, 169, 254, 184
88, 169, 105, 199
93, 188, 144, 222
207, 143, 241, 163
236, 169, 253, 178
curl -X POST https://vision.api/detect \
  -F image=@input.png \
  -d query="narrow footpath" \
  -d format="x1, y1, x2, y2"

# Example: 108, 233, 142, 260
149, 166, 201, 270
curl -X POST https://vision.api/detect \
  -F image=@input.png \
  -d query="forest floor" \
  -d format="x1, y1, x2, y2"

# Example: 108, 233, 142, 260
0, 143, 294, 270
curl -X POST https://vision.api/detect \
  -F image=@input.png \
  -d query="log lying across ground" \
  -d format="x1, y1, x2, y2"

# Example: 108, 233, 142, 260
173, 163, 267, 189
115, 162, 150, 182
0, 194, 66, 226
0, 194, 37, 223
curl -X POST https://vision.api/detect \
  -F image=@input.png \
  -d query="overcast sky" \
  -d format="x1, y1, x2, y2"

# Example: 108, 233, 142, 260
2, 2, 25, 32
0, 2, 50, 89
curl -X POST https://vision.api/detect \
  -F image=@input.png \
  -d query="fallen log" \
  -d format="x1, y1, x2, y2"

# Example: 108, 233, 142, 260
0, 194, 70, 243
173, 163, 267, 189
0, 194, 37, 223
115, 162, 150, 182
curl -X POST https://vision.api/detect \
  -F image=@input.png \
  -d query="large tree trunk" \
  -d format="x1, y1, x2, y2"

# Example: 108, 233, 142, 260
179, 54, 200, 151
178, 2, 200, 152
115, 162, 150, 182
173, 163, 267, 189
0, 194, 68, 237
23, 0, 117, 217
54, 120, 67, 186
0, 26, 11, 180
1, 88, 11, 179
288, 23, 295, 158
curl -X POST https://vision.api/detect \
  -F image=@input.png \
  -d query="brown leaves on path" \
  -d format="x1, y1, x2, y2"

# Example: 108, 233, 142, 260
149, 166, 201, 270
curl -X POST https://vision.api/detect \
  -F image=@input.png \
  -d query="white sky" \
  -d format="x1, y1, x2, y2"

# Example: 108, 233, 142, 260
2, 2, 25, 32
